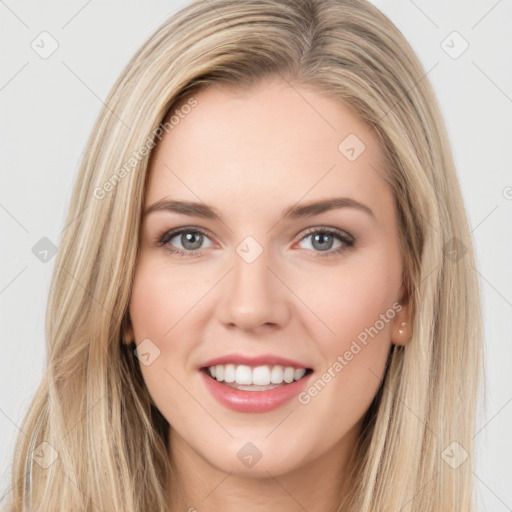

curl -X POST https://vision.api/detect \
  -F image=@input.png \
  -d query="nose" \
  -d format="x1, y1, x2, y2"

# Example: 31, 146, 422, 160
216, 245, 291, 332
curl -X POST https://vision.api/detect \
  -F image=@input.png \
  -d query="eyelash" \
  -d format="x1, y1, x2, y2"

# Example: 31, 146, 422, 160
156, 226, 355, 259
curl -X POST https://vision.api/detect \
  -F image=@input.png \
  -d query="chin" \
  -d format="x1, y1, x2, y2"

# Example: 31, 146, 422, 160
198, 435, 313, 478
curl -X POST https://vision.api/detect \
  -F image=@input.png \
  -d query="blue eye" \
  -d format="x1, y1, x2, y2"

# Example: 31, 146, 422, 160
158, 227, 213, 257
157, 226, 354, 258
296, 227, 354, 257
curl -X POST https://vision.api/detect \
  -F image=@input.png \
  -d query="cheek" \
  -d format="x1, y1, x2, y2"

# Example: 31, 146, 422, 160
128, 255, 214, 379
300, 249, 401, 349
128, 257, 207, 340
129, 271, 170, 340
294, 268, 396, 433
293, 248, 400, 423
128, 260, 200, 422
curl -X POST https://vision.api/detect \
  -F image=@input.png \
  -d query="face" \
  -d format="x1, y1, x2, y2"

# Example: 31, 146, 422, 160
125, 76, 410, 478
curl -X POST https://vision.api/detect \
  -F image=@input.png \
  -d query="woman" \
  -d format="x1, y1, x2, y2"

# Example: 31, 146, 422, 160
4, 0, 483, 510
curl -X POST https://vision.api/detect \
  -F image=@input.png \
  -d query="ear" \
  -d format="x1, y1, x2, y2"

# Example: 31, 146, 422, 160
391, 282, 412, 346
121, 313, 135, 345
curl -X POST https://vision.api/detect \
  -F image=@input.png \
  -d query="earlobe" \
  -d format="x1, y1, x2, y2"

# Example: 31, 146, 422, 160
121, 314, 135, 345
391, 283, 412, 346
392, 319, 412, 345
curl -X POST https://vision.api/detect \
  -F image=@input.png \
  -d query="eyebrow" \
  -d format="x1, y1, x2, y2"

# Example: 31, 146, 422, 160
144, 197, 375, 221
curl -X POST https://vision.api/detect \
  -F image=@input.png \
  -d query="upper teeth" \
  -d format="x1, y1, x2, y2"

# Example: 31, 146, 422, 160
208, 364, 306, 385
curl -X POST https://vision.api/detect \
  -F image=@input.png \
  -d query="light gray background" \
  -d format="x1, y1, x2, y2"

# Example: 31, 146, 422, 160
1, 0, 511, 509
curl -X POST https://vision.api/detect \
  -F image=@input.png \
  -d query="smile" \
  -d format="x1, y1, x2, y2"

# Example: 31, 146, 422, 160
200, 359, 313, 413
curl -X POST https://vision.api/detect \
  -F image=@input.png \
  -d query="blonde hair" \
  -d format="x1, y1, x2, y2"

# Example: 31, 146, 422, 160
3, 0, 483, 510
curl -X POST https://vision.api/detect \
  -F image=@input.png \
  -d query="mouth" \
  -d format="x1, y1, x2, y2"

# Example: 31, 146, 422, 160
200, 361, 314, 413
198, 353, 315, 412
201, 364, 314, 391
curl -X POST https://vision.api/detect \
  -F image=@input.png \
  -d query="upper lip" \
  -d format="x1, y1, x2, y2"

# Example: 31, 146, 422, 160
200, 353, 311, 370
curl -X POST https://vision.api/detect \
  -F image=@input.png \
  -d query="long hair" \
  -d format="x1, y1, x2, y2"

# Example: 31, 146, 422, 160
3, 0, 483, 510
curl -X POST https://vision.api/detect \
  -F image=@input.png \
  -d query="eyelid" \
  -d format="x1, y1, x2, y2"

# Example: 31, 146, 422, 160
296, 225, 354, 243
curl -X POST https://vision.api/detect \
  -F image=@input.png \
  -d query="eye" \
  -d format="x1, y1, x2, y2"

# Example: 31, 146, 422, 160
157, 227, 214, 257
296, 227, 354, 257
156, 226, 355, 259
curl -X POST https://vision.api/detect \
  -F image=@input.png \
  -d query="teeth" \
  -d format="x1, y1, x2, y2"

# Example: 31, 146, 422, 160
224, 364, 235, 383
253, 366, 270, 386
235, 365, 252, 385
283, 367, 295, 383
270, 365, 283, 384
294, 368, 306, 380
207, 364, 308, 385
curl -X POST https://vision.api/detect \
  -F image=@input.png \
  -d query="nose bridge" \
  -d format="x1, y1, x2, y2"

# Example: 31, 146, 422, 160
219, 237, 290, 329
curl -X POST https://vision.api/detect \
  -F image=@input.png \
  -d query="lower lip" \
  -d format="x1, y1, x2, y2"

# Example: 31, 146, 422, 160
200, 369, 313, 413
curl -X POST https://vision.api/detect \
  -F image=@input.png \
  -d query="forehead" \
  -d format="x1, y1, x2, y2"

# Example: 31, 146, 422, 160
144, 77, 393, 222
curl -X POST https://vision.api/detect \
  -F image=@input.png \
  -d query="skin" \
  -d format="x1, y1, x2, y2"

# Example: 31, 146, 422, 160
124, 76, 411, 512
